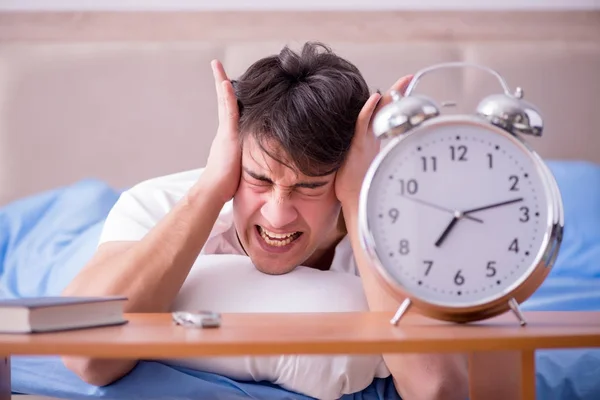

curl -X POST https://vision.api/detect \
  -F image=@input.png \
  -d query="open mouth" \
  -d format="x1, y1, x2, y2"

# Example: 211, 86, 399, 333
256, 225, 303, 247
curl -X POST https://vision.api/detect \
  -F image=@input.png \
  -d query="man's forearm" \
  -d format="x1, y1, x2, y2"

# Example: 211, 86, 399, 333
63, 175, 226, 313
61, 175, 229, 386
342, 200, 469, 400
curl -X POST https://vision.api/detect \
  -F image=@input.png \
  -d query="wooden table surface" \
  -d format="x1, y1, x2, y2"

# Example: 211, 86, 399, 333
2, 311, 600, 358
2, 311, 600, 400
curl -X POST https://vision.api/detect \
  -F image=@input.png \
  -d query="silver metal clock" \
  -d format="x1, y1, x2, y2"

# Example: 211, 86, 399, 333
359, 62, 564, 326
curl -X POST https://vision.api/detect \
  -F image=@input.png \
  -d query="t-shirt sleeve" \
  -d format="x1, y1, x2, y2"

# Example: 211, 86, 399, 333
97, 188, 163, 245
97, 169, 203, 246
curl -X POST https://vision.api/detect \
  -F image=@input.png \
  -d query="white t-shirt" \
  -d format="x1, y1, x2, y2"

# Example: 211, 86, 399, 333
98, 167, 359, 276
96, 168, 391, 399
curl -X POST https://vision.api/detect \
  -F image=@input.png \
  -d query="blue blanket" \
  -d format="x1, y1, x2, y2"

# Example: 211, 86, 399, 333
3, 161, 600, 400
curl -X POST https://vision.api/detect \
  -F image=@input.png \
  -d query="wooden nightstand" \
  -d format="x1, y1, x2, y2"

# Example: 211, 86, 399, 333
2, 311, 600, 400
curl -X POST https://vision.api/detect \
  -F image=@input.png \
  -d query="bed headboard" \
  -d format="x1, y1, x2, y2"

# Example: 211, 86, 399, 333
0, 11, 599, 206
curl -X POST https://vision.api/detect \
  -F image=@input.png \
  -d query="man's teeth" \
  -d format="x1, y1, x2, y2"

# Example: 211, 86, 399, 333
258, 226, 300, 247
262, 228, 295, 239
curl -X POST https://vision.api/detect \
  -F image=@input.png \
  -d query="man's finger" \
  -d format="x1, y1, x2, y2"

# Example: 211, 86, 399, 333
356, 93, 382, 137
372, 74, 414, 120
212, 59, 230, 121
222, 80, 240, 131
211, 60, 228, 95
389, 74, 414, 96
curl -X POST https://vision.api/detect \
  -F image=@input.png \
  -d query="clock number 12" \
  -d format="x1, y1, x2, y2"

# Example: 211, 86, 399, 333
450, 145, 468, 161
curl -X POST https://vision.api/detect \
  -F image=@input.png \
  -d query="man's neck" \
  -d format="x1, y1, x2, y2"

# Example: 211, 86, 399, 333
303, 228, 346, 271
235, 230, 249, 256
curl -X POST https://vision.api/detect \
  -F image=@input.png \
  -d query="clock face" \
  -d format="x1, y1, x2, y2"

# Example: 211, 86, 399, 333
362, 118, 553, 308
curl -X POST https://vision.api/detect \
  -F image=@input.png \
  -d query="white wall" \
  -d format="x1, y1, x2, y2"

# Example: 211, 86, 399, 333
0, 0, 598, 11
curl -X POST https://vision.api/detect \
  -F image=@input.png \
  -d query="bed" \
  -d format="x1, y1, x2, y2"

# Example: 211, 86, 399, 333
1, 9, 600, 400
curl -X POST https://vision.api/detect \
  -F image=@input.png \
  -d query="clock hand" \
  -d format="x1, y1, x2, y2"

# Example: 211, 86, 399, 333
435, 214, 460, 247
463, 198, 524, 214
401, 195, 483, 223
434, 198, 523, 248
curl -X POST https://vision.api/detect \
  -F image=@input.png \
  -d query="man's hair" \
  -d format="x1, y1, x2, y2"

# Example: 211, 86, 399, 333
232, 42, 371, 177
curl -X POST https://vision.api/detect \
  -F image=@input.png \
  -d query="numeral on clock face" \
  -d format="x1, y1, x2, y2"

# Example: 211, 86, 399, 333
486, 261, 497, 277
399, 239, 410, 255
509, 238, 519, 253
424, 260, 433, 276
388, 208, 399, 223
509, 175, 519, 191
421, 156, 437, 172
519, 206, 529, 222
399, 179, 418, 195
454, 270, 465, 286
450, 145, 468, 161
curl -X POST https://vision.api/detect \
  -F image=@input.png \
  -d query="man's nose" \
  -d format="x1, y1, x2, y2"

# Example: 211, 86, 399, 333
260, 191, 298, 229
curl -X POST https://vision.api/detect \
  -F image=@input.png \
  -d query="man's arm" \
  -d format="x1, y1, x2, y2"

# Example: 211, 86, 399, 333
61, 176, 227, 386
61, 59, 242, 387
334, 82, 468, 400
342, 199, 469, 400
62, 176, 226, 311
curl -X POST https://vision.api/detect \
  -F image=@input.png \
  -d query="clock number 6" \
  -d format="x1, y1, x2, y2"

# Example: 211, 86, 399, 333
454, 269, 465, 286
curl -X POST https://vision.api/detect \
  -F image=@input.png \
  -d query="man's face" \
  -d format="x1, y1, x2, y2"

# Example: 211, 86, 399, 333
232, 135, 343, 275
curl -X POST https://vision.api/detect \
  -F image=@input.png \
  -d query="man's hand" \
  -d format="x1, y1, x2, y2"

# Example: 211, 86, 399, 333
334, 75, 413, 207
203, 60, 242, 204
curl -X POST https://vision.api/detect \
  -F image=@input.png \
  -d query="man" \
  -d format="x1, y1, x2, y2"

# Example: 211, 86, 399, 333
61, 42, 468, 400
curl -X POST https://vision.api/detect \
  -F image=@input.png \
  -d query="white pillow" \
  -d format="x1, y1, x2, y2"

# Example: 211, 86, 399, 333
163, 254, 390, 400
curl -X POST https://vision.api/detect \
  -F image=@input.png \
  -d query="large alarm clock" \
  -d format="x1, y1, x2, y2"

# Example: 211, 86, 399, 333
358, 62, 564, 326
